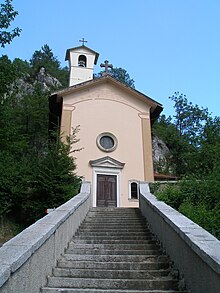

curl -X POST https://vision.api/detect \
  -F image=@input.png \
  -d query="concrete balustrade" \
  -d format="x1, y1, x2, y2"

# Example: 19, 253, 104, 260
0, 182, 91, 293
139, 182, 220, 293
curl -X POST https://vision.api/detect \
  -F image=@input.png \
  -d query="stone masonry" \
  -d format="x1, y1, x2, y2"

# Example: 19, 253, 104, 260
41, 207, 188, 292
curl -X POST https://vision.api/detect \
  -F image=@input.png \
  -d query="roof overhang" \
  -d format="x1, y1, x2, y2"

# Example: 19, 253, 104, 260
65, 45, 99, 65
52, 75, 163, 122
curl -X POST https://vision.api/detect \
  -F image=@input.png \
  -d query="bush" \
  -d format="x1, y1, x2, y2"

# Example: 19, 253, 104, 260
155, 183, 183, 210
153, 179, 220, 240
179, 202, 220, 239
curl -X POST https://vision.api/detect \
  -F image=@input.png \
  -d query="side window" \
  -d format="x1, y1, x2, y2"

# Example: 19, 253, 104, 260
78, 55, 87, 67
129, 181, 139, 199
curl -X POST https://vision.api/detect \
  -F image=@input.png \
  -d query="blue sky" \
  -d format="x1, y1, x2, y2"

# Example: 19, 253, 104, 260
1, 0, 220, 117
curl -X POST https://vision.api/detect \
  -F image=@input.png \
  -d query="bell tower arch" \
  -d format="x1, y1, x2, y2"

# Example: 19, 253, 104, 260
65, 42, 99, 86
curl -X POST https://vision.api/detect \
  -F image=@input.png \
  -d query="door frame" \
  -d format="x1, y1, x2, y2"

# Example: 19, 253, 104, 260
92, 167, 121, 207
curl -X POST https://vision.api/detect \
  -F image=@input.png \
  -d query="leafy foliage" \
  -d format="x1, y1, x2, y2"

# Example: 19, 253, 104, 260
0, 52, 80, 227
17, 130, 81, 224
96, 67, 135, 88
153, 177, 220, 240
152, 92, 220, 239
170, 92, 209, 147
110, 67, 135, 88
0, 54, 18, 95
30, 44, 69, 87
152, 92, 217, 177
0, 0, 21, 47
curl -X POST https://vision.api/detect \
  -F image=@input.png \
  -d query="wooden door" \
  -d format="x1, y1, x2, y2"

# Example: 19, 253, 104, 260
97, 174, 117, 207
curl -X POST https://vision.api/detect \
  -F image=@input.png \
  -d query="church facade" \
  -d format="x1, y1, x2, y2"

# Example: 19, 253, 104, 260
50, 44, 163, 208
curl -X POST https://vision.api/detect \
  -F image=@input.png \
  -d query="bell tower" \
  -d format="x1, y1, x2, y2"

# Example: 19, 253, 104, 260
65, 40, 99, 86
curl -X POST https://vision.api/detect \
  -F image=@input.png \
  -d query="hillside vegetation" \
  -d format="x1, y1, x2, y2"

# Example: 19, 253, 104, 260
152, 93, 220, 240
0, 46, 80, 244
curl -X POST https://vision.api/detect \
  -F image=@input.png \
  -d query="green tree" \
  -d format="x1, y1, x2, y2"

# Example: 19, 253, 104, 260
17, 129, 81, 224
0, 61, 80, 225
170, 92, 209, 147
197, 116, 220, 176
0, 0, 21, 47
154, 177, 220, 239
30, 44, 60, 73
153, 93, 212, 176
110, 67, 135, 88
30, 44, 69, 87
96, 67, 135, 88
0, 54, 18, 95
13, 58, 31, 77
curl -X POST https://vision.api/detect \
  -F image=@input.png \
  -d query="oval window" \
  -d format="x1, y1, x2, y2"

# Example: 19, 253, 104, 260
97, 133, 117, 152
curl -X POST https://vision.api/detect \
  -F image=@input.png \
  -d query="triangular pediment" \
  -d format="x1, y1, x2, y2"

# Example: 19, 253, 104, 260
51, 75, 163, 124
89, 156, 125, 169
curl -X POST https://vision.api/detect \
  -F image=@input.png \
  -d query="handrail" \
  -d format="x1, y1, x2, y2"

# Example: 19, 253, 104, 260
0, 182, 91, 293
139, 182, 220, 293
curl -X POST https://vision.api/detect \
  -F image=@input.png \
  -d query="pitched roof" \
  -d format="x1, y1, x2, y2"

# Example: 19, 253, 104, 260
51, 75, 163, 122
65, 45, 99, 64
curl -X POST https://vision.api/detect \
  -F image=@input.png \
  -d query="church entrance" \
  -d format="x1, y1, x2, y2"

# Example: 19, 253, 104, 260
97, 174, 117, 207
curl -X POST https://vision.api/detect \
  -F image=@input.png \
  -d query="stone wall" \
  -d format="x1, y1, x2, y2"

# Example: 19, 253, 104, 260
0, 182, 91, 293
139, 182, 220, 293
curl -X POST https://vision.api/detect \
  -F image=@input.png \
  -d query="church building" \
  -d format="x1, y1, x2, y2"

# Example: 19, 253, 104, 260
49, 42, 163, 208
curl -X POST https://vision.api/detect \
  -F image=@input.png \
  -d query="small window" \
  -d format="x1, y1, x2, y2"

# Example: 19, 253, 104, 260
97, 132, 117, 152
78, 55, 87, 67
129, 181, 139, 200
100, 136, 114, 149
131, 182, 138, 199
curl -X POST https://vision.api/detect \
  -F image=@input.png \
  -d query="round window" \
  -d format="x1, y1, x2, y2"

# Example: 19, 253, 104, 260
97, 133, 117, 152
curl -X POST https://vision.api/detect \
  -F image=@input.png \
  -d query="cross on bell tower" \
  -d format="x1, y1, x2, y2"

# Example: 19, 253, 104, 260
79, 38, 87, 46
100, 60, 113, 75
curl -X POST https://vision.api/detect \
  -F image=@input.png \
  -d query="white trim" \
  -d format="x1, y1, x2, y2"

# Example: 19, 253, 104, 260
90, 156, 125, 169
128, 180, 140, 200
92, 167, 121, 207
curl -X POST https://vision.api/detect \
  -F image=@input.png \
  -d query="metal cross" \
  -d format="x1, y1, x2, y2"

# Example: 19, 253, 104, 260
100, 60, 113, 75
79, 38, 87, 46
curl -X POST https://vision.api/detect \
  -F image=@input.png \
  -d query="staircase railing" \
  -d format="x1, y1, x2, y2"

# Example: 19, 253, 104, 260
139, 182, 220, 293
0, 182, 91, 293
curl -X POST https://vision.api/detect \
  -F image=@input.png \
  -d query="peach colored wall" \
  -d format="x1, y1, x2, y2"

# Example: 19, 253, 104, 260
61, 82, 153, 207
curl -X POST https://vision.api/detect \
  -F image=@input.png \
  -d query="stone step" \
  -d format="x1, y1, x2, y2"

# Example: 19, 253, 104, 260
88, 211, 140, 214
76, 231, 150, 236
57, 259, 170, 270
88, 209, 140, 214
87, 213, 143, 217
75, 235, 153, 240
65, 248, 161, 255
52, 267, 171, 279
62, 254, 169, 263
41, 208, 187, 293
71, 239, 156, 244
77, 226, 150, 234
42, 289, 187, 293
79, 224, 148, 230
83, 219, 146, 224
85, 213, 144, 218
79, 226, 148, 232
68, 243, 158, 250
86, 213, 144, 217
46, 276, 179, 290
89, 207, 139, 211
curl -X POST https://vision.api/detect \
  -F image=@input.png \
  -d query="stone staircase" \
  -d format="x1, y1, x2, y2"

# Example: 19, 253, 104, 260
41, 208, 188, 293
